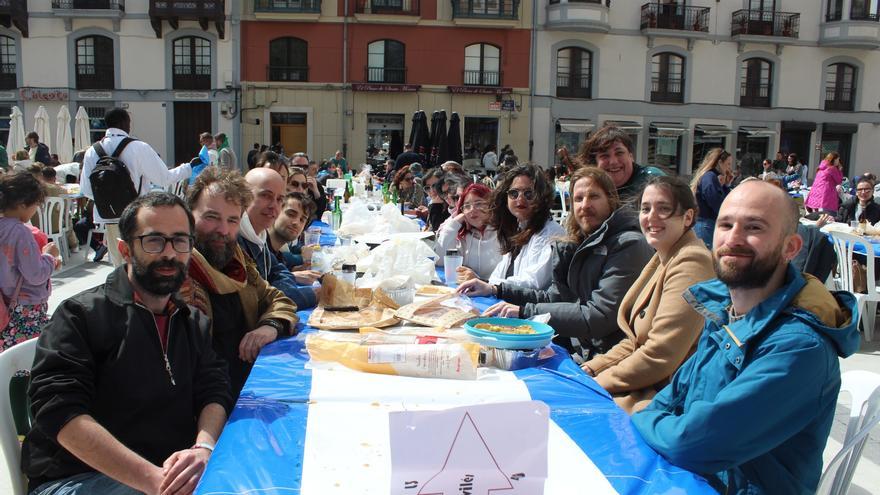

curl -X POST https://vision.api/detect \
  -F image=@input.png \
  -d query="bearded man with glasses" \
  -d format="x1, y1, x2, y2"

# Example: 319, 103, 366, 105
23, 192, 233, 495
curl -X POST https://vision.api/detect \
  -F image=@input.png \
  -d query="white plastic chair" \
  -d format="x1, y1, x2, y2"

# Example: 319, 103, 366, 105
829, 231, 878, 341
166, 179, 187, 199
0, 338, 37, 495
41, 198, 70, 263
817, 370, 880, 495
552, 180, 569, 224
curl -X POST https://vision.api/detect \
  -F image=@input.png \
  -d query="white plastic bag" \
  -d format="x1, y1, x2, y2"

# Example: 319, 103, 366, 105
357, 237, 438, 287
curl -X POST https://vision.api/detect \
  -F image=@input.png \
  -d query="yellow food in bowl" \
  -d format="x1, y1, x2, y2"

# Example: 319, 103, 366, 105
474, 323, 537, 335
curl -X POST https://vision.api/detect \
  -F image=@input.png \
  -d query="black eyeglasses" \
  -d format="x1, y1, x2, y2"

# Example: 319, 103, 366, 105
507, 189, 536, 201
135, 234, 194, 254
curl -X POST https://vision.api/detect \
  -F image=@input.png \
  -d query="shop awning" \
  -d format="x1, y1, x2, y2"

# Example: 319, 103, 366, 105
694, 124, 734, 136
739, 126, 777, 137
604, 120, 642, 131
557, 119, 595, 134
823, 123, 858, 134
651, 123, 688, 137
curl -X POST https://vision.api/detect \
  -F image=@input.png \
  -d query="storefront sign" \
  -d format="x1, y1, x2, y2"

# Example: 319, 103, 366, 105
174, 91, 210, 100
77, 91, 113, 100
352, 83, 421, 92
488, 101, 501, 111
447, 86, 512, 95
20, 88, 69, 101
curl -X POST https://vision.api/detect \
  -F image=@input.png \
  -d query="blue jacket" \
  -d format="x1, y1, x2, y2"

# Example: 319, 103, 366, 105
632, 265, 860, 495
695, 169, 731, 221
237, 235, 317, 310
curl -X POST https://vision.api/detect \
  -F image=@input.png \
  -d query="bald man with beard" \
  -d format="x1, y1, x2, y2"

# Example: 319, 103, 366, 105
237, 167, 319, 309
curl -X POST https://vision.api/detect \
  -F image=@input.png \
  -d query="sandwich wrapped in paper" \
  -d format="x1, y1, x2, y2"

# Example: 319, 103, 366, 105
306, 274, 399, 330
394, 293, 479, 329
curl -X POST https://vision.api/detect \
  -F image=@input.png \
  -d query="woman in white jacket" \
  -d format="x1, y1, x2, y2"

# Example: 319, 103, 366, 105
435, 183, 501, 282
463, 163, 564, 290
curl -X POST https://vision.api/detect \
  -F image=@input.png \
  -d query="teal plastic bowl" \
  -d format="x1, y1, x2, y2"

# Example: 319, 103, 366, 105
464, 317, 554, 350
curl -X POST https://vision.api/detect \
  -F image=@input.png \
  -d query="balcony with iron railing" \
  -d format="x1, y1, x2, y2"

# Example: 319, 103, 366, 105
651, 78, 683, 103
365, 66, 406, 84
820, 4, 880, 48
555, 72, 590, 99
452, 0, 519, 20
254, 0, 321, 14
173, 66, 211, 90
546, 0, 609, 33
825, 88, 855, 111
731, 9, 799, 38
0, 63, 15, 90
355, 0, 419, 16
463, 69, 501, 86
0, 0, 29, 37
149, 0, 226, 38
76, 63, 115, 90
640, 3, 708, 32
52, 0, 125, 30
739, 82, 771, 108
267, 65, 309, 82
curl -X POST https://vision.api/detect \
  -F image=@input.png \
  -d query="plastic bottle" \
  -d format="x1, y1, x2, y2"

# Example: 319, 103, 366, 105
443, 249, 463, 287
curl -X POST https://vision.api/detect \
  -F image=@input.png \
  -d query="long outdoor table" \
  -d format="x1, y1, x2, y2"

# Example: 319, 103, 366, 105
195, 296, 714, 494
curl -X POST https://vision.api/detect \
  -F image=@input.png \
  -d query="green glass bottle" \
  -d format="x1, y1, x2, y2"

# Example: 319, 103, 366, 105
331, 196, 343, 231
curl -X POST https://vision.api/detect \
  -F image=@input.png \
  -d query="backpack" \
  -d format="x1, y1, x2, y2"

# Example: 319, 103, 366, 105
89, 138, 140, 219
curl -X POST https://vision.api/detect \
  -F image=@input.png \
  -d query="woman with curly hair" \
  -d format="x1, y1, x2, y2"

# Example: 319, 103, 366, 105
0, 172, 60, 350
455, 163, 564, 291
458, 167, 653, 358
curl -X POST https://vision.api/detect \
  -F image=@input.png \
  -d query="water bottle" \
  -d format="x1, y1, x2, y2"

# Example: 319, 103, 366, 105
443, 249, 463, 287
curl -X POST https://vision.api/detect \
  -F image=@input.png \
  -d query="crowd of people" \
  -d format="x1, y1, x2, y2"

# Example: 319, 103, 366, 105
0, 109, 876, 495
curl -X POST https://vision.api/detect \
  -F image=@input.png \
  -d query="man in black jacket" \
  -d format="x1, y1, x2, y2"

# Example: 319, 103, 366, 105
26, 131, 52, 165
22, 192, 232, 495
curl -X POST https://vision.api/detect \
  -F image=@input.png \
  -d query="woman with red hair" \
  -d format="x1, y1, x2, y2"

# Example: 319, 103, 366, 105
435, 183, 501, 282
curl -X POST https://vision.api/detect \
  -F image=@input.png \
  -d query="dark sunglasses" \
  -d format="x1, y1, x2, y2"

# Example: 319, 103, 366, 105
507, 189, 536, 201
289, 180, 306, 189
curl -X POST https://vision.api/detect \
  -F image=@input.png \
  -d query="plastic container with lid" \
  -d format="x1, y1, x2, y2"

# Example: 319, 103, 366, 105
443, 249, 463, 287
339, 263, 357, 285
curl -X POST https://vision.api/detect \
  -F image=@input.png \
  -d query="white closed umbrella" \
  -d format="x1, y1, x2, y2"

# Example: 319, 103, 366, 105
55, 106, 73, 163
5, 106, 25, 163
33, 105, 52, 157
74, 106, 91, 153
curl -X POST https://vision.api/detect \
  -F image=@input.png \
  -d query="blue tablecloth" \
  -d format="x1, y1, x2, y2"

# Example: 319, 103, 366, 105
826, 232, 880, 257
195, 306, 714, 494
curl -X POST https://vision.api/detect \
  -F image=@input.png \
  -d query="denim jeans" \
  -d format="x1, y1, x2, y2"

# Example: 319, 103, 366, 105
693, 217, 715, 250
30, 472, 142, 495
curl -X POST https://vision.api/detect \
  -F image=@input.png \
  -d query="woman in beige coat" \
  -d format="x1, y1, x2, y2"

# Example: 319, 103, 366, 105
582, 176, 715, 413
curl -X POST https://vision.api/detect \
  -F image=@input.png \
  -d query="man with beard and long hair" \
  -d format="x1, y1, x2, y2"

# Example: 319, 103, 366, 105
631, 180, 861, 495
179, 167, 298, 397
23, 192, 233, 495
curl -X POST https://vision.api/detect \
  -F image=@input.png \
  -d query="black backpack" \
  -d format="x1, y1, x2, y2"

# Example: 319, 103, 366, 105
89, 138, 140, 218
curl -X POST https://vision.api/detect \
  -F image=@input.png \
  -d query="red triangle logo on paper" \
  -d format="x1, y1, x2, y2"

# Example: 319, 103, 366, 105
418, 412, 515, 495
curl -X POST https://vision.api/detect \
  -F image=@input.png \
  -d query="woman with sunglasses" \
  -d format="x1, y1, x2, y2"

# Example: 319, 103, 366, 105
456, 163, 564, 292
582, 176, 714, 413
458, 167, 653, 358
418, 168, 450, 232
435, 183, 501, 282
391, 165, 425, 209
